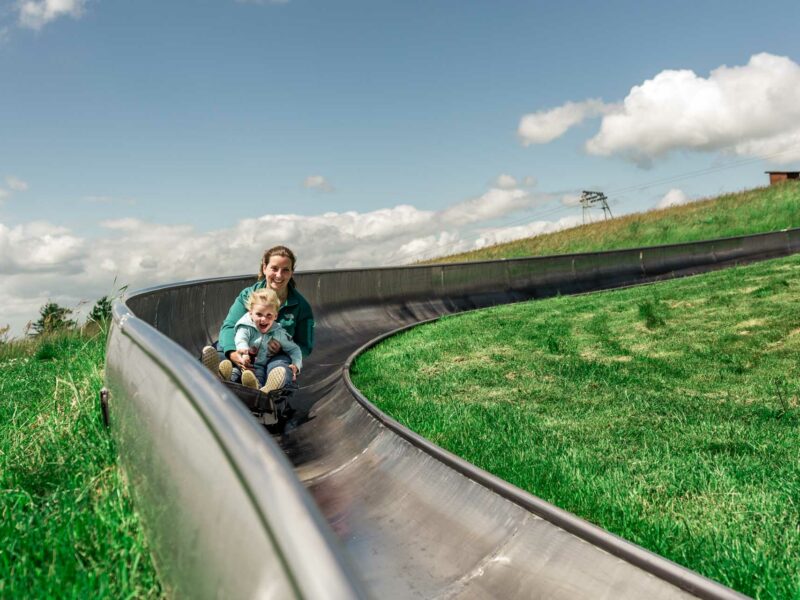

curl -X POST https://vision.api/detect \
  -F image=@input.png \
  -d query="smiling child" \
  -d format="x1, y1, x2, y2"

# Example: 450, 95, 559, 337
218, 288, 303, 392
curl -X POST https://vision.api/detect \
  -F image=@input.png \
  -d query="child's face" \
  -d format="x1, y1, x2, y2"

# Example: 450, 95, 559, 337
249, 303, 277, 333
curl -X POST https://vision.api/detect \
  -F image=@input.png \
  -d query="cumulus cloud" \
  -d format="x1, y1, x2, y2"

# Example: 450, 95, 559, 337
494, 174, 538, 190
585, 53, 800, 165
495, 174, 518, 189
17, 0, 87, 30
0, 222, 85, 275
518, 99, 612, 145
474, 215, 583, 250
6, 176, 28, 192
0, 185, 563, 336
560, 194, 582, 207
439, 188, 537, 226
303, 175, 334, 193
656, 189, 691, 209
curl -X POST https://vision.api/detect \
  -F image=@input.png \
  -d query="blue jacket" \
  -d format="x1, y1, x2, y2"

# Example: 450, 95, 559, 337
234, 313, 303, 370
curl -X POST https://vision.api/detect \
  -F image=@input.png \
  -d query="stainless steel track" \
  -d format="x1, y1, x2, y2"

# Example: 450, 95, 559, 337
106, 229, 800, 598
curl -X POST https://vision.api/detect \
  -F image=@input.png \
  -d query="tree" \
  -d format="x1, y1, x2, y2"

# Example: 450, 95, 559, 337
31, 302, 76, 336
88, 295, 113, 324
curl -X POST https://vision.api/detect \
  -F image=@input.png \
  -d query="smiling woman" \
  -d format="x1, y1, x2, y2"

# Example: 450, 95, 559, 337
200, 246, 315, 421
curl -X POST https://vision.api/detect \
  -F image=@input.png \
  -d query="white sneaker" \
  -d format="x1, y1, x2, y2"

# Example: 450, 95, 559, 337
260, 368, 287, 394
219, 360, 233, 381
201, 346, 221, 377
241, 370, 259, 389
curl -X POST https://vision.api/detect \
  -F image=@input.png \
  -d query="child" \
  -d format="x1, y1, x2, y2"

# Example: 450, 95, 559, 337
218, 288, 302, 393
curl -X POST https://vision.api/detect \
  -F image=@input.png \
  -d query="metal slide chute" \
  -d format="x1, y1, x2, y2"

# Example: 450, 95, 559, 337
106, 230, 799, 598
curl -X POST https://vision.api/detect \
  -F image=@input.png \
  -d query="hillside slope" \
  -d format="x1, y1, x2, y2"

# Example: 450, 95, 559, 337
425, 183, 800, 264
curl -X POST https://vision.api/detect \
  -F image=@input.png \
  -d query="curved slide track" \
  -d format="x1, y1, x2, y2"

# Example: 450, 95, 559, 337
105, 230, 800, 599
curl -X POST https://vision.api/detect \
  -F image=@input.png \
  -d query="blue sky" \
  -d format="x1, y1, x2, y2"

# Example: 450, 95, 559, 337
1, 0, 799, 335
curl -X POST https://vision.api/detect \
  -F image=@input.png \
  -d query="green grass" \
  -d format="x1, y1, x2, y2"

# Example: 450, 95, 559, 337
0, 327, 162, 598
352, 253, 800, 599
426, 183, 800, 263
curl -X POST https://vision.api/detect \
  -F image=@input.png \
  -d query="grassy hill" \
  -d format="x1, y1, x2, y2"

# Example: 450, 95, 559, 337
353, 252, 800, 599
426, 183, 800, 263
0, 328, 162, 598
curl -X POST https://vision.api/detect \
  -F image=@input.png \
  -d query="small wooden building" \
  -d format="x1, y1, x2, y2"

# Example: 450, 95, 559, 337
766, 171, 800, 185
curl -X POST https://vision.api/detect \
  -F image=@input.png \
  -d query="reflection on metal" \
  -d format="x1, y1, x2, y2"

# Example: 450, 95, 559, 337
99, 388, 110, 428
106, 230, 799, 599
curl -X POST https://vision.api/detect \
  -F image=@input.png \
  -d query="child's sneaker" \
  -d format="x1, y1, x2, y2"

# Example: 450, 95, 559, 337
241, 370, 259, 389
260, 368, 287, 394
201, 345, 221, 376
218, 359, 233, 381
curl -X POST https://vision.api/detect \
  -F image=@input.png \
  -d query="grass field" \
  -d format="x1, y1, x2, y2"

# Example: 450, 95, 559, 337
0, 328, 162, 598
426, 183, 800, 263
352, 253, 800, 599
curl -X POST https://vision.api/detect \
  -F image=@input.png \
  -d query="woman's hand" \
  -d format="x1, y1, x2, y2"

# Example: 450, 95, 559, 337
267, 339, 282, 356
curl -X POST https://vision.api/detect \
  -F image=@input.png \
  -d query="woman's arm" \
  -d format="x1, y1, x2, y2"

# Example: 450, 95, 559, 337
292, 295, 315, 357
218, 286, 252, 356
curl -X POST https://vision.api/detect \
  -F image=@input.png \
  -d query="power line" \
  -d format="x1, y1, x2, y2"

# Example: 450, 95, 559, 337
580, 191, 612, 223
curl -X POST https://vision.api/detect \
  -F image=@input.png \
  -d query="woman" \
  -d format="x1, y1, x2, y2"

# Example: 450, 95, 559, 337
202, 245, 314, 393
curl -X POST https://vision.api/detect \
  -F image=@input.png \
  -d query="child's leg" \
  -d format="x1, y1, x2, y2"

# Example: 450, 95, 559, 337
263, 352, 296, 391
254, 363, 268, 388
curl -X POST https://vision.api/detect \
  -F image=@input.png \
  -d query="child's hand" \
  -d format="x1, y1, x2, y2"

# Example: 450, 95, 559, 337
239, 351, 253, 370
289, 364, 299, 381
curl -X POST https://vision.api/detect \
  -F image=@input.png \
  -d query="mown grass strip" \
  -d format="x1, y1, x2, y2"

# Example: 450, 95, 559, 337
0, 328, 162, 598
426, 183, 800, 263
352, 253, 800, 599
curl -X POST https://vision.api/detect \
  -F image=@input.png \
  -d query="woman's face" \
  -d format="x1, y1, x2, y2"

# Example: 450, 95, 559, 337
264, 255, 293, 292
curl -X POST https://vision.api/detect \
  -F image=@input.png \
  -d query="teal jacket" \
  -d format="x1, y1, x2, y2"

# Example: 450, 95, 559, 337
233, 314, 303, 370
219, 281, 314, 358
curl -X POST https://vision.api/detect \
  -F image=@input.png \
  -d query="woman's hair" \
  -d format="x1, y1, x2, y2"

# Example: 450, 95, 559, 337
246, 288, 281, 312
258, 245, 297, 286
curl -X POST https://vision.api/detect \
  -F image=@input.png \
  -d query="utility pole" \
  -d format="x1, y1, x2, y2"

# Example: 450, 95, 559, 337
580, 191, 613, 224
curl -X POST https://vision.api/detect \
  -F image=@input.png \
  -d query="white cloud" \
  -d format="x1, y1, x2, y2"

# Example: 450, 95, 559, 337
656, 189, 691, 209
0, 185, 565, 337
560, 194, 582, 207
17, 0, 87, 30
474, 215, 583, 249
493, 174, 538, 190
303, 175, 334, 193
518, 99, 612, 145
439, 188, 537, 226
0, 222, 85, 275
585, 53, 800, 165
0, 189, 8, 203
495, 174, 518, 189
6, 176, 28, 192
